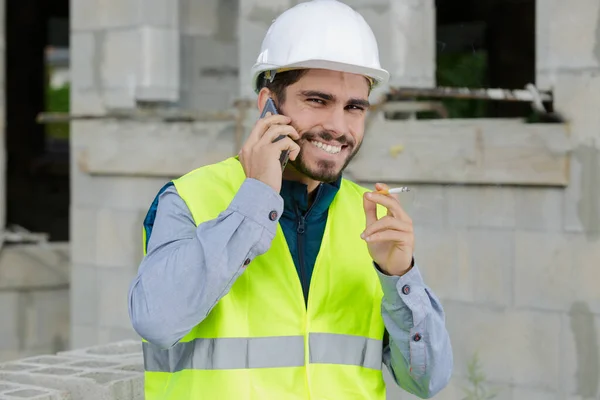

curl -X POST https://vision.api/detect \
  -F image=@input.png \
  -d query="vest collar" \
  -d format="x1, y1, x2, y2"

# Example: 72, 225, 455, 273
280, 176, 341, 216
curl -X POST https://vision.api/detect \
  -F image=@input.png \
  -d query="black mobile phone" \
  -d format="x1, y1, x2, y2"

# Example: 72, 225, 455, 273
260, 97, 290, 170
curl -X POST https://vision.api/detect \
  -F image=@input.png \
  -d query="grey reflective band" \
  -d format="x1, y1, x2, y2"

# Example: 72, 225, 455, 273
143, 333, 382, 373
144, 336, 305, 372
309, 333, 383, 370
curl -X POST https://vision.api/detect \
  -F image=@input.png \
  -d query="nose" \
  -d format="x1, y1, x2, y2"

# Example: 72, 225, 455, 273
322, 106, 349, 139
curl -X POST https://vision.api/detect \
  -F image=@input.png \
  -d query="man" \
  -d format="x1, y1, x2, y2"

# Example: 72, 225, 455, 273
128, 1, 453, 399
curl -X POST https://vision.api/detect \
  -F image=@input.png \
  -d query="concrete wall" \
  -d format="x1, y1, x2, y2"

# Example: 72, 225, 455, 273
68, 0, 241, 349
63, 1, 600, 400
0, 0, 5, 242
0, 244, 70, 364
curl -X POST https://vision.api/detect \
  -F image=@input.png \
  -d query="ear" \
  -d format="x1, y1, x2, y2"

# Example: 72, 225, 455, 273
257, 87, 273, 112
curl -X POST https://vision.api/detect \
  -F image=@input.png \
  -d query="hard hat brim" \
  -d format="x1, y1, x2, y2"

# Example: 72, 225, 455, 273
251, 59, 390, 94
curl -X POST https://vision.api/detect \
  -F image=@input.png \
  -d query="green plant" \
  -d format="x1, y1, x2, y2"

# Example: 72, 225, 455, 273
45, 65, 70, 141
461, 352, 500, 400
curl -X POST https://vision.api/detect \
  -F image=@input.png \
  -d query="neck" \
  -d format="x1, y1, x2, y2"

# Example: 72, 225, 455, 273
282, 164, 321, 194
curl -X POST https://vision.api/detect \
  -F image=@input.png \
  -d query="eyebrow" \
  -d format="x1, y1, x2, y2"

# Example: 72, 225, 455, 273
300, 90, 370, 108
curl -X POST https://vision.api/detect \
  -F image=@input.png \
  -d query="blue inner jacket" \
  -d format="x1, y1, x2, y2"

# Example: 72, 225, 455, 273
278, 177, 341, 303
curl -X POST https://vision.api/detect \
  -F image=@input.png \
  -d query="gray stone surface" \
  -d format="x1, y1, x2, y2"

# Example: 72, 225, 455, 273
444, 301, 561, 391
0, 245, 70, 363
514, 232, 600, 313
0, 341, 144, 400
58, 1, 600, 398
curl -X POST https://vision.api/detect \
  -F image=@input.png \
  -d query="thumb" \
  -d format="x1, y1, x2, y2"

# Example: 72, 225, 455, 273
363, 192, 378, 228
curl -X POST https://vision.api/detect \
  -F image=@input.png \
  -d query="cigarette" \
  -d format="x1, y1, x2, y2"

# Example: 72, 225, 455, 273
375, 187, 410, 194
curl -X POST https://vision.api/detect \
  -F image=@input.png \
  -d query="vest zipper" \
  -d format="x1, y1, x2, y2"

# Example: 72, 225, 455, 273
296, 212, 308, 304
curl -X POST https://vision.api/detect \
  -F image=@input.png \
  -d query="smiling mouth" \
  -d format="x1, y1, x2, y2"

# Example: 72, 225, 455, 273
309, 140, 346, 155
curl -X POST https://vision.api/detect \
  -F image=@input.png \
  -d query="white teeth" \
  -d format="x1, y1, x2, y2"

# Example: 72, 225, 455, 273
311, 140, 341, 154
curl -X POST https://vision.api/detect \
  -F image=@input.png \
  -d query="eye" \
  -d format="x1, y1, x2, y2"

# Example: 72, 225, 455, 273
346, 105, 365, 112
307, 98, 325, 105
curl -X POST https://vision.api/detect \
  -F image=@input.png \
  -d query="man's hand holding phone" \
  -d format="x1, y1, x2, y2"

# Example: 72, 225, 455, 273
239, 112, 300, 193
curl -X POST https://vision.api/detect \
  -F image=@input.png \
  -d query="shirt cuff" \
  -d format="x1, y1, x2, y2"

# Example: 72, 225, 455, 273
375, 261, 427, 313
228, 178, 284, 236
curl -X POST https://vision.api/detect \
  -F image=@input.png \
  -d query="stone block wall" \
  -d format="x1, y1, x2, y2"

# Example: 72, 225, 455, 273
65, 0, 600, 399
0, 244, 70, 364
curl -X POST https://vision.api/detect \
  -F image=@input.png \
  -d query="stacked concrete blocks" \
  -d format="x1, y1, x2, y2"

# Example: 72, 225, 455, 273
0, 342, 143, 400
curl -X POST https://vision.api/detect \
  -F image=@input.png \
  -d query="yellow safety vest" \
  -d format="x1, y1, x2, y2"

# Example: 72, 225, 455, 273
142, 156, 387, 400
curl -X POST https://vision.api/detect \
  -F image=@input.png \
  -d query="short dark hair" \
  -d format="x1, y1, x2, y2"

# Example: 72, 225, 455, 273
259, 69, 373, 106
260, 69, 308, 105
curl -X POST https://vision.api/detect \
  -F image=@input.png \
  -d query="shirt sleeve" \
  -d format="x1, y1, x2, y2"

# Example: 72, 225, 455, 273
128, 178, 284, 349
376, 261, 454, 398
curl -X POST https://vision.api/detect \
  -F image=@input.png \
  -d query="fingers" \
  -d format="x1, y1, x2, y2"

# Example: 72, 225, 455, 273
245, 114, 292, 147
362, 229, 414, 246
361, 215, 412, 239
259, 123, 300, 145
363, 192, 378, 228
273, 136, 301, 161
375, 182, 389, 192
365, 190, 411, 223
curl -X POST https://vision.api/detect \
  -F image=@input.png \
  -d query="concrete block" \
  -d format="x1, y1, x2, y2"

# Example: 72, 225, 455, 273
444, 301, 561, 391
101, 88, 136, 110
515, 187, 564, 232
0, 293, 19, 350
0, 244, 69, 290
96, 267, 137, 330
74, 120, 240, 177
69, 32, 96, 90
0, 381, 71, 400
24, 291, 69, 353
514, 232, 600, 313
180, 34, 239, 110
564, 143, 600, 237
72, 0, 140, 31
0, 368, 141, 400
70, 208, 97, 266
446, 185, 517, 229
180, 0, 221, 35
17, 357, 74, 367
552, 72, 600, 143
99, 29, 139, 94
70, 162, 167, 211
135, 27, 180, 102
536, 0, 600, 73
95, 208, 145, 268
0, 382, 19, 392
463, 229, 514, 307
58, 341, 142, 361
238, 0, 290, 98
380, 0, 436, 89
412, 227, 467, 302
561, 306, 600, 398
139, 0, 178, 28
70, 0, 99, 31
398, 185, 445, 227
69, 90, 105, 114
70, 265, 97, 327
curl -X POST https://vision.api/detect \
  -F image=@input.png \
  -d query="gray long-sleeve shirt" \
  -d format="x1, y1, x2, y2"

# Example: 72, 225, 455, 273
128, 178, 453, 398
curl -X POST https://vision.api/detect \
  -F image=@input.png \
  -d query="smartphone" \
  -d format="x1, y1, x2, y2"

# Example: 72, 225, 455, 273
260, 97, 290, 170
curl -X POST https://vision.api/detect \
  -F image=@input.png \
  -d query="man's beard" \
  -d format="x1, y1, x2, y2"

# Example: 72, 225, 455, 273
289, 130, 362, 183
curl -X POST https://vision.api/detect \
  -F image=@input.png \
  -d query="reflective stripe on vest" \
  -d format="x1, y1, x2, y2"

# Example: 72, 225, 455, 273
144, 333, 382, 372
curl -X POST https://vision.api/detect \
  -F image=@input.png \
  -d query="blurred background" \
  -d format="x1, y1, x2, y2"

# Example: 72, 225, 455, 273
0, 0, 598, 399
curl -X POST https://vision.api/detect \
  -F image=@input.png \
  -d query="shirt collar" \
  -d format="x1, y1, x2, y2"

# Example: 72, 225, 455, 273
280, 176, 341, 216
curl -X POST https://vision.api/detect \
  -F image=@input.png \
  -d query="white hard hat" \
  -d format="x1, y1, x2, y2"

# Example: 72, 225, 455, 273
250, 0, 389, 93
